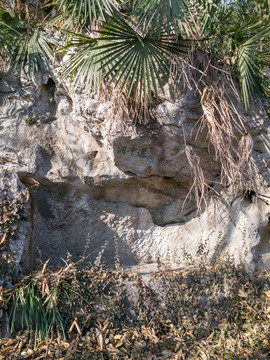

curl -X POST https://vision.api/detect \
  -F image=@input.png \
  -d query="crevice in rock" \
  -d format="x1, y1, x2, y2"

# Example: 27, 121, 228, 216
243, 190, 256, 204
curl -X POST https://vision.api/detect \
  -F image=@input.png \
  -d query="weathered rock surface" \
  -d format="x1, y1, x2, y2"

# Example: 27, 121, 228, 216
1, 71, 270, 279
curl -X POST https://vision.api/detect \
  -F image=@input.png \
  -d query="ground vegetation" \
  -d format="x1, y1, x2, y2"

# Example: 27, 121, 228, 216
1, 260, 270, 359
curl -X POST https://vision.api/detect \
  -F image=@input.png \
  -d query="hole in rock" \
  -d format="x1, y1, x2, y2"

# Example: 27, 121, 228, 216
90, 151, 98, 158
47, 78, 55, 86
38, 78, 56, 95
243, 190, 256, 203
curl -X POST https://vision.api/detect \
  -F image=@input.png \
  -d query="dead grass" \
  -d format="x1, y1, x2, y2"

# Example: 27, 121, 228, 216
184, 145, 207, 212
176, 50, 263, 207
1, 260, 270, 359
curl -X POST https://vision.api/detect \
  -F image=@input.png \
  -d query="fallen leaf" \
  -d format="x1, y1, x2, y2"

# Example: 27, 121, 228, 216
21, 349, 34, 358
115, 341, 123, 348
0, 234, 7, 246
238, 289, 248, 298
96, 329, 103, 350
114, 335, 122, 340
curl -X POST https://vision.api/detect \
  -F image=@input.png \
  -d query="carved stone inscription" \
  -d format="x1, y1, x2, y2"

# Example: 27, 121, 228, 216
117, 145, 148, 158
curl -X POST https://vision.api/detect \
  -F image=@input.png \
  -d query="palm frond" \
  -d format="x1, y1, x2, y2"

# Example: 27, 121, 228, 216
52, 0, 121, 25
60, 14, 188, 101
96, 14, 188, 101
237, 23, 270, 109
59, 32, 103, 93
0, 8, 16, 52
0, 10, 58, 75
134, 0, 187, 39
191, 0, 233, 37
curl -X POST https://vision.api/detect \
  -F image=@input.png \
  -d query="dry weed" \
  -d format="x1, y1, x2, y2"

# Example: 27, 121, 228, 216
1, 260, 270, 359
176, 50, 262, 207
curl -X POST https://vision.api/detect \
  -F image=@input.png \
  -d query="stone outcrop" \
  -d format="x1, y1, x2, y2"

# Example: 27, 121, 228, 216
1, 70, 270, 279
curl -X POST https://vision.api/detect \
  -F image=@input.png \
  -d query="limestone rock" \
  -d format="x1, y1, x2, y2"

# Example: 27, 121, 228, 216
1, 71, 270, 276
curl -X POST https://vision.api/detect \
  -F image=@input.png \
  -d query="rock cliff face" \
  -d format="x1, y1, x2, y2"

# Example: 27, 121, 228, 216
1, 71, 270, 278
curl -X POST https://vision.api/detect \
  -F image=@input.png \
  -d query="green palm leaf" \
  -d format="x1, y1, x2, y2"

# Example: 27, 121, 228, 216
61, 14, 188, 101
95, 15, 188, 101
237, 23, 270, 109
12, 26, 58, 74
134, 0, 188, 40
59, 32, 104, 93
0, 9, 58, 75
186, 0, 233, 37
53, 0, 121, 25
0, 8, 17, 53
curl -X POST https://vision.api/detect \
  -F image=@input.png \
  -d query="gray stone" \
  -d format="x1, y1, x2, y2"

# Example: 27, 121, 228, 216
1, 72, 270, 278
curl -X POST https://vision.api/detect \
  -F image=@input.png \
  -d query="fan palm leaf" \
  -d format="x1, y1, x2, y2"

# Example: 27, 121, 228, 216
185, 0, 234, 38
61, 14, 188, 101
94, 14, 188, 100
13, 26, 57, 74
0, 8, 58, 74
237, 22, 270, 109
52, 0, 121, 25
134, 0, 187, 39
176, 0, 269, 109
59, 32, 104, 93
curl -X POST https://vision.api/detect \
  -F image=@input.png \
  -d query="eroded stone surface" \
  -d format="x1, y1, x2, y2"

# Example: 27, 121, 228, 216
1, 71, 270, 277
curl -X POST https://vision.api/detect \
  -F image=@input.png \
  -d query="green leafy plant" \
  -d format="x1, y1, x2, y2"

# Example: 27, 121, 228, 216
8, 262, 86, 344
57, 0, 269, 109
60, 14, 188, 101
237, 23, 270, 109
0, 0, 269, 106
58, 32, 104, 94
0, 6, 58, 75
53, 0, 121, 24
9, 279, 65, 343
